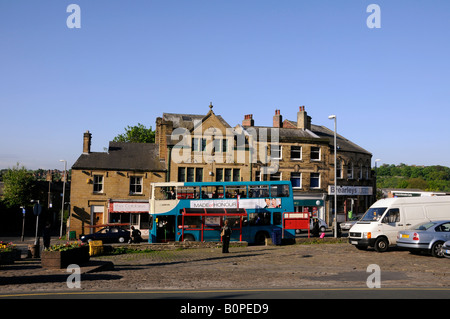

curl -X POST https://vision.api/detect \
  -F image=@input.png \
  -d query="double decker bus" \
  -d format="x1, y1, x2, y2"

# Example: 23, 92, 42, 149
149, 181, 296, 244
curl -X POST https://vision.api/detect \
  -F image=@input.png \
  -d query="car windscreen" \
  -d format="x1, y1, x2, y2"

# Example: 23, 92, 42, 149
360, 207, 387, 222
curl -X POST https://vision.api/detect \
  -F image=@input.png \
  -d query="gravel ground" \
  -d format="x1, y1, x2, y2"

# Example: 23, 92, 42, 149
1, 242, 450, 295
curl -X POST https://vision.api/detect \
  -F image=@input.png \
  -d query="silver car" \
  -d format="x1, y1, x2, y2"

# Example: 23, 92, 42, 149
340, 216, 361, 231
442, 240, 450, 259
397, 220, 450, 258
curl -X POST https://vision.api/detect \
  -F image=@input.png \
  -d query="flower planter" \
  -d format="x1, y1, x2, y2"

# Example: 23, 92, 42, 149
41, 246, 90, 269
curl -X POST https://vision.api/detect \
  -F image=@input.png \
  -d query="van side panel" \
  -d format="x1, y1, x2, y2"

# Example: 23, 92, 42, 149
424, 205, 450, 220
402, 205, 426, 227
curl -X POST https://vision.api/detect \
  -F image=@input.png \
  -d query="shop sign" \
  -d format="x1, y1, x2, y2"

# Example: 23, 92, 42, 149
328, 186, 373, 196
111, 202, 149, 212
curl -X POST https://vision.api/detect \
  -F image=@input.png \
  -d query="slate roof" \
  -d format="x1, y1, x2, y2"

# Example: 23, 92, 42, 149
281, 119, 371, 155
310, 124, 372, 155
72, 142, 165, 171
163, 112, 231, 131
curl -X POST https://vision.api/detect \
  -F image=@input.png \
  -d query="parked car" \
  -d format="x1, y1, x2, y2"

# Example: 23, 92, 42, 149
442, 240, 450, 259
397, 220, 450, 257
340, 216, 362, 231
80, 226, 131, 243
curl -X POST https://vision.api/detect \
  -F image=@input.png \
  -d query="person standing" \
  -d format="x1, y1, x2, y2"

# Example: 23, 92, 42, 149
43, 222, 51, 249
221, 219, 232, 253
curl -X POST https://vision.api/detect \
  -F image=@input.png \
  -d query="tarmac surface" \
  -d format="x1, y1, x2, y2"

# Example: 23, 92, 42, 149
1, 237, 450, 298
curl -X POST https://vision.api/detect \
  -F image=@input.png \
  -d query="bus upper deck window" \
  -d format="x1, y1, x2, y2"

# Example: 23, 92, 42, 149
155, 186, 175, 200
271, 184, 290, 197
225, 186, 247, 198
249, 185, 269, 198
178, 186, 200, 199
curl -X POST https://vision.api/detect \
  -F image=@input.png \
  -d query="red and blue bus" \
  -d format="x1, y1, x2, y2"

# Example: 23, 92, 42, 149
149, 181, 296, 244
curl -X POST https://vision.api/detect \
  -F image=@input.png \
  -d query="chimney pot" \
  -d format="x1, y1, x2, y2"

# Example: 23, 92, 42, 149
297, 106, 311, 130
242, 114, 254, 127
273, 109, 282, 128
83, 130, 92, 154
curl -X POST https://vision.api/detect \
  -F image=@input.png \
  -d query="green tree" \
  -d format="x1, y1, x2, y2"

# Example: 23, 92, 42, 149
2, 163, 34, 208
113, 123, 155, 143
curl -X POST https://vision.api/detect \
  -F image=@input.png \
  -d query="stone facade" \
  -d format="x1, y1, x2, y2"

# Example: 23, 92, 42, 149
69, 104, 374, 238
155, 104, 374, 223
70, 134, 166, 237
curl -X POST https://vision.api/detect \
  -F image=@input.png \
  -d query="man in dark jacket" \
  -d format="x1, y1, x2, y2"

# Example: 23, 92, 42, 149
221, 220, 232, 253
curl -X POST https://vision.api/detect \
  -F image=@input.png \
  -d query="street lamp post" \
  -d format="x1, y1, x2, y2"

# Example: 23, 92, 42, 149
59, 160, 67, 238
374, 158, 381, 200
328, 115, 337, 238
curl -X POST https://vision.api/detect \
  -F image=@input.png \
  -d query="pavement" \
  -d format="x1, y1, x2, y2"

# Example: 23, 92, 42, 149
1, 234, 450, 299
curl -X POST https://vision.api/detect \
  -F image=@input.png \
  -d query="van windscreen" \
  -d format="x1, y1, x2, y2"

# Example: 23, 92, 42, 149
360, 207, 387, 222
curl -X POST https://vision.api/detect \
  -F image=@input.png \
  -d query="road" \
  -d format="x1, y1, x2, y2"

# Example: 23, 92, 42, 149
1, 233, 450, 302
2, 287, 450, 299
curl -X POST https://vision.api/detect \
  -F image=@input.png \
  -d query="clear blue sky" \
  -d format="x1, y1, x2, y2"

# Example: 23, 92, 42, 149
1, 0, 450, 170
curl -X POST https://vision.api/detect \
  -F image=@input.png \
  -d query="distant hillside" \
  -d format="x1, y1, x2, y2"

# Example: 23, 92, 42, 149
376, 164, 450, 192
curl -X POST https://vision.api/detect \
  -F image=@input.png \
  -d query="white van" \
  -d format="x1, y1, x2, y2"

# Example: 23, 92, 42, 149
348, 196, 450, 252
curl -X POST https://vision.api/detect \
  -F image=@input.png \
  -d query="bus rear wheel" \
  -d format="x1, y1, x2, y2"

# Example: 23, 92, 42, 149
255, 232, 269, 245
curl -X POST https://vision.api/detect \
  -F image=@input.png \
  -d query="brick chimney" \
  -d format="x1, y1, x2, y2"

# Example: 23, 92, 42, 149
297, 106, 311, 130
83, 130, 92, 154
242, 114, 254, 127
273, 109, 282, 128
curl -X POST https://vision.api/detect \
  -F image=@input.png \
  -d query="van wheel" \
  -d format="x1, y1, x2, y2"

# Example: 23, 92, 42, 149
374, 237, 389, 252
431, 241, 444, 258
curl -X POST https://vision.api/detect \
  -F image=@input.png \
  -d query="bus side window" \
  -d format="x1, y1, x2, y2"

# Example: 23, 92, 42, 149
249, 212, 271, 225
273, 212, 281, 225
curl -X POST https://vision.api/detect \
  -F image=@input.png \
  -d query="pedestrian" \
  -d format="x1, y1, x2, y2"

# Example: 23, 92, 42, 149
130, 226, 142, 243
221, 219, 232, 253
43, 222, 51, 249
312, 218, 319, 237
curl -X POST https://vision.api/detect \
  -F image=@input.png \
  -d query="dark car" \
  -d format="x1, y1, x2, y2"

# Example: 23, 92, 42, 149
80, 226, 130, 243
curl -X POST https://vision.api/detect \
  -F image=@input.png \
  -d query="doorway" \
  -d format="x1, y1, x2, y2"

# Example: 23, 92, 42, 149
156, 215, 176, 243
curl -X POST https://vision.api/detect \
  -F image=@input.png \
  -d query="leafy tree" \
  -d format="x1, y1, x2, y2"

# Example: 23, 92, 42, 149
2, 163, 34, 208
113, 123, 155, 143
376, 163, 450, 192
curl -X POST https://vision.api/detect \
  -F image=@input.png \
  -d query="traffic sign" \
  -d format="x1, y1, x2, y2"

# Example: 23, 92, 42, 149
33, 203, 42, 216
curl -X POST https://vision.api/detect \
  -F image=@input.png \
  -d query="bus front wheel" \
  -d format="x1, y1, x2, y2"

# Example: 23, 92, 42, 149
182, 234, 195, 242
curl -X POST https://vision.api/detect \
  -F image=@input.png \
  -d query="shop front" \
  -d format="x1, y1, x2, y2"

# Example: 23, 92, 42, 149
108, 200, 151, 239
293, 195, 326, 222
327, 185, 374, 222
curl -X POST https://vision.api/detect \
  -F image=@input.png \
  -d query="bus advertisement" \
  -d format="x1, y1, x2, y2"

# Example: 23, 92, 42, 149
149, 181, 296, 244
